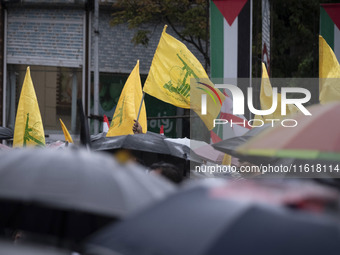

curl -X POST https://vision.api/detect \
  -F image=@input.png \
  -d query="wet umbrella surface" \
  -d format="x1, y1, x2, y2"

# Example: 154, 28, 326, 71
92, 132, 193, 160
0, 127, 13, 140
0, 240, 70, 255
87, 179, 340, 255
0, 148, 175, 248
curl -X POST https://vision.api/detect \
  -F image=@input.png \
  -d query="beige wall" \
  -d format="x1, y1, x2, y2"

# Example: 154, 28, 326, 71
16, 65, 57, 130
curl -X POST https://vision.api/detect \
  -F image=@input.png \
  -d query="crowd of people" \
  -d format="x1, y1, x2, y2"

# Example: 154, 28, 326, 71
0, 112, 339, 255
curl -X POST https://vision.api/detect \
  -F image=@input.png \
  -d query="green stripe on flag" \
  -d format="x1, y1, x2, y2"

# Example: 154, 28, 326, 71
276, 150, 320, 159
239, 148, 340, 161
320, 6, 334, 49
210, 1, 224, 78
237, 149, 277, 157
277, 150, 340, 161
318, 152, 340, 161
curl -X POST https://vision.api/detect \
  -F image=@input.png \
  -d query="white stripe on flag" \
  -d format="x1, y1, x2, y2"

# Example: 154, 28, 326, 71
223, 18, 238, 79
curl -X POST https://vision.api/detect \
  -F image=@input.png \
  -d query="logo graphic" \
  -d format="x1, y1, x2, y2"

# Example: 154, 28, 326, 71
163, 54, 199, 98
199, 83, 313, 128
201, 84, 311, 117
111, 96, 125, 127
23, 113, 44, 146
197, 81, 223, 106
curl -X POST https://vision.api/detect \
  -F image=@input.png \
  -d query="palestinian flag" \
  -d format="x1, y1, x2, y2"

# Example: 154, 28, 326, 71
210, 0, 251, 144
320, 3, 340, 62
210, 0, 250, 79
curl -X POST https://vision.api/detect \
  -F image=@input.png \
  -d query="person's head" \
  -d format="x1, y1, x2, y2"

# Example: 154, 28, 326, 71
150, 162, 183, 184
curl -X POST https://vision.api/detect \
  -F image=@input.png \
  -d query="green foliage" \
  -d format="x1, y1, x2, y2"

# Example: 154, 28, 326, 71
110, 0, 209, 70
270, 0, 317, 77
111, 0, 340, 78
266, 0, 339, 78
131, 30, 151, 46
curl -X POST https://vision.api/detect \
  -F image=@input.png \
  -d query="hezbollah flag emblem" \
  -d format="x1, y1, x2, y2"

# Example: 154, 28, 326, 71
106, 60, 147, 136
13, 67, 45, 147
143, 25, 225, 130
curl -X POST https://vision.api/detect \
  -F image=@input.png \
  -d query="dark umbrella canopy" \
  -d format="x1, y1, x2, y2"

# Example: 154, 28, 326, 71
91, 132, 202, 164
87, 180, 340, 255
212, 124, 286, 166
212, 124, 270, 157
0, 148, 175, 244
0, 127, 13, 140
0, 241, 70, 255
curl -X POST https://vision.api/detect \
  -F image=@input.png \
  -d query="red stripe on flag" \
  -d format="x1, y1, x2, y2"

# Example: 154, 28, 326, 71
321, 4, 340, 30
103, 115, 110, 129
212, 0, 248, 26
210, 130, 222, 143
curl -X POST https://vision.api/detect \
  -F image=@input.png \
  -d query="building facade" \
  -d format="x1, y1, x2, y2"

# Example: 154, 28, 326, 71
1, 0, 206, 139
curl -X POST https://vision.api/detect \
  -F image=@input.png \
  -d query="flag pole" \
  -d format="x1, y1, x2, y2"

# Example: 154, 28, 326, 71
249, 0, 253, 120
136, 92, 145, 122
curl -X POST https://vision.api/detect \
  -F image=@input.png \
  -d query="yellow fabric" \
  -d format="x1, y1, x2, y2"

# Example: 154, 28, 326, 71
143, 25, 225, 130
13, 67, 45, 147
260, 63, 298, 119
253, 114, 265, 126
59, 118, 73, 143
222, 154, 231, 166
319, 35, 340, 104
107, 60, 147, 136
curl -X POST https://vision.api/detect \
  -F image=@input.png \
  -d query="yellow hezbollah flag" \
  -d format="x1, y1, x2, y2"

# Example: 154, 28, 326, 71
107, 60, 147, 136
222, 154, 231, 166
253, 114, 265, 126
59, 118, 73, 143
143, 25, 225, 130
260, 63, 298, 120
319, 35, 340, 104
13, 67, 45, 147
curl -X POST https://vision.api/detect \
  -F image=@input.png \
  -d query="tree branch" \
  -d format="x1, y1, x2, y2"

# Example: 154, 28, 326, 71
165, 17, 209, 69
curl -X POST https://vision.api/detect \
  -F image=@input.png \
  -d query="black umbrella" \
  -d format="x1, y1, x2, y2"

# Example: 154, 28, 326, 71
211, 124, 290, 167
0, 241, 70, 255
212, 124, 270, 157
87, 180, 340, 255
0, 127, 13, 140
0, 148, 175, 248
91, 132, 203, 166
